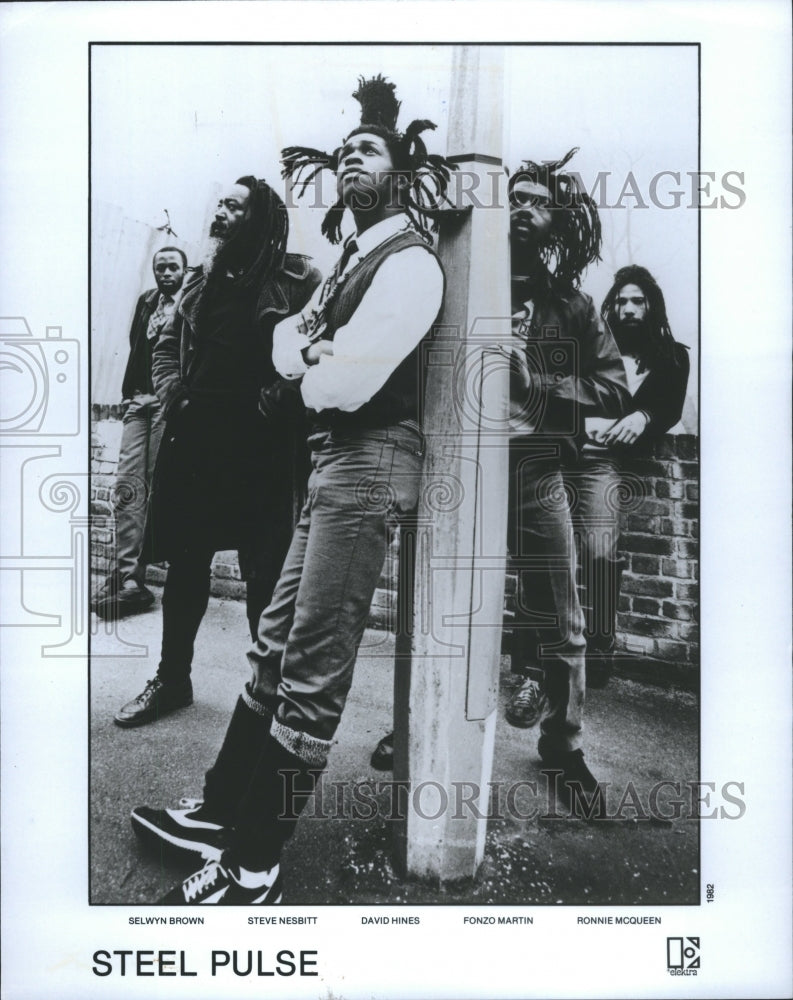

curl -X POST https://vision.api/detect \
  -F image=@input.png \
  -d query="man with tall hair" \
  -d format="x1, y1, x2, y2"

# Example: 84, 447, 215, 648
130, 76, 452, 903
504, 148, 630, 810
92, 246, 186, 620
578, 264, 690, 686
113, 177, 320, 728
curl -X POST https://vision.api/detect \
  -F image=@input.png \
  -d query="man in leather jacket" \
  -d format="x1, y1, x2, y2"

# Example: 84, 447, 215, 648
504, 148, 630, 814
113, 176, 320, 728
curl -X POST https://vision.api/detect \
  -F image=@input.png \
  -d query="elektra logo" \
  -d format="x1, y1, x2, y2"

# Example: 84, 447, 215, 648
667, 937, 700, 976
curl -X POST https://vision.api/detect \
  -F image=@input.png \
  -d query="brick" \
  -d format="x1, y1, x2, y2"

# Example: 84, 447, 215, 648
622, 574, 674, 598
624, 514, 659, 534
654, 638, 688, 661
633, 597, 662, 616
618, 595, 632, 613
674, 581, 699, 601
675, 539, 699, 559
621, 532, 674, 556
661, 558, 693, 579
631, 554, 661, 575
688, 521, 699, 539
90, 501, 112, 516
210, 577, 246, 600
686, 483, 699, 501
632, 498, 669, 517
655, 479, 685, 500
620, 615, 674, 638
662, 601, 695, 621
679, 502, 698, 520
676, 622, 700, 643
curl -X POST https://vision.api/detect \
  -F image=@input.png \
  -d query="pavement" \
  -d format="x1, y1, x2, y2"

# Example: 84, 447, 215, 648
90, 587, 699, 907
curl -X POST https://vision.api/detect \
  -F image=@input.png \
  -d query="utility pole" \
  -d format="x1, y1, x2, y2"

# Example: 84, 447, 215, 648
394, 46, 510, 880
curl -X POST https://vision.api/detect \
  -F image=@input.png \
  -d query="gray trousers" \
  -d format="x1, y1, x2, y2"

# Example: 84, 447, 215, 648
247, 425, 424, 762
114, 394, 164, 586
510, 444, 586, 753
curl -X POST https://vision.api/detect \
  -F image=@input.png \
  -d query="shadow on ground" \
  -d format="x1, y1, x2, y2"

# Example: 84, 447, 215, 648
90, 589, 698, 907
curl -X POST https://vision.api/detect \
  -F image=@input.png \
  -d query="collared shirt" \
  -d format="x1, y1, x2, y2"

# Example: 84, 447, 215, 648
146, 289, 182, 341
273, 214, 444, 413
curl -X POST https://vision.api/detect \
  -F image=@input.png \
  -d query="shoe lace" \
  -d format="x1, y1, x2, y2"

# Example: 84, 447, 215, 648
135, 678, 160, 703
514, 680, 543, 711
182, 860, 224, 902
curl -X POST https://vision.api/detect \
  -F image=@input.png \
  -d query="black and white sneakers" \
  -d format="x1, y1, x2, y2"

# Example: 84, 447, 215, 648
131, 804, 229, 864
158, 856, 282, 905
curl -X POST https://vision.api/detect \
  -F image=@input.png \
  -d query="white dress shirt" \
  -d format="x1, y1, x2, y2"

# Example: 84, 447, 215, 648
273, 214, 444, 413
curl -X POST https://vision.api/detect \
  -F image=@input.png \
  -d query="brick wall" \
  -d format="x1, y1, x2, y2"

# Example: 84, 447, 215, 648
91, 412, 698, 684
613, 435, 698, 679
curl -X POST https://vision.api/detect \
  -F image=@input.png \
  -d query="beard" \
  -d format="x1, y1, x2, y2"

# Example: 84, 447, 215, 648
200, 235, 223, 274
613, 317, 649, 357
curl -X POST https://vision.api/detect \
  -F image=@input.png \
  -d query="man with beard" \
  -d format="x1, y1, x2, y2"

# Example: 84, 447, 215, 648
130, 76, 452, 903
92, 246, 186, 620
113, 177, 320, 728
503, 149, 630, 811
578, 264, 690, 686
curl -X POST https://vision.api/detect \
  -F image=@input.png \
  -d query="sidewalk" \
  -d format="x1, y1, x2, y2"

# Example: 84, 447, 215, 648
90, 590, 699, 906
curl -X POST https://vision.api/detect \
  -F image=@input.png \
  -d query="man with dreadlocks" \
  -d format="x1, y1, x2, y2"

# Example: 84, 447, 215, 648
130, 78, 452, 903
576, 264, 690, 687
503, 148, 630, 812
113, 177, 320, 728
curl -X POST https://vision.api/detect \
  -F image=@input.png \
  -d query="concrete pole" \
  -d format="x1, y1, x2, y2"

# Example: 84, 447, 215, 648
394, 46, 510, 880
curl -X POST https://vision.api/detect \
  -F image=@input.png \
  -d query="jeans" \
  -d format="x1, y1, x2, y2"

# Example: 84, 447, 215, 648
567, 453, 622, 654
509, 441, 585, 753
247, 424, 424, 749
114, 394, 164, 586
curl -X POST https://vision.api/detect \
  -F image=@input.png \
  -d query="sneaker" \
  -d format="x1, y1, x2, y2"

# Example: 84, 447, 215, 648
95, 580, 154, 621
114, 676, 193, 728
159, 855, 282, 905
538, 737, 605, 819
131, 804, 229, 864
505, 679, 550, 729
370, 732, 394, 771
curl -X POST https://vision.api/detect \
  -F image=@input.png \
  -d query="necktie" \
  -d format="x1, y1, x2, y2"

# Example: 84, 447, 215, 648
336, 238, 359, 278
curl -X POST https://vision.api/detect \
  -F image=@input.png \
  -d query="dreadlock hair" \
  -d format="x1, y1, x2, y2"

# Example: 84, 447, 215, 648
198, 176, 289, 321
508, 147, 602, 292
280, 75, 454, 244
601, 264, 684, 372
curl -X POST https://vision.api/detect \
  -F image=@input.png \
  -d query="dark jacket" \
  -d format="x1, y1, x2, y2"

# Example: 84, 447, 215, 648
513, 286, 631, 459
630, 342, 691, 439
152, 254, 321, 417
144, 253, 321, 565
120, 288, 160, 400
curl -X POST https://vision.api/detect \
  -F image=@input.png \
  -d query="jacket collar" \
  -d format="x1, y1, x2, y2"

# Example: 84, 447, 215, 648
177, 254, 313, 328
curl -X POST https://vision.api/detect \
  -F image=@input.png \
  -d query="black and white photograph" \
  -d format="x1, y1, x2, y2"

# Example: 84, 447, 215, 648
1, 3, 791, 999
88, 41, 703, 910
